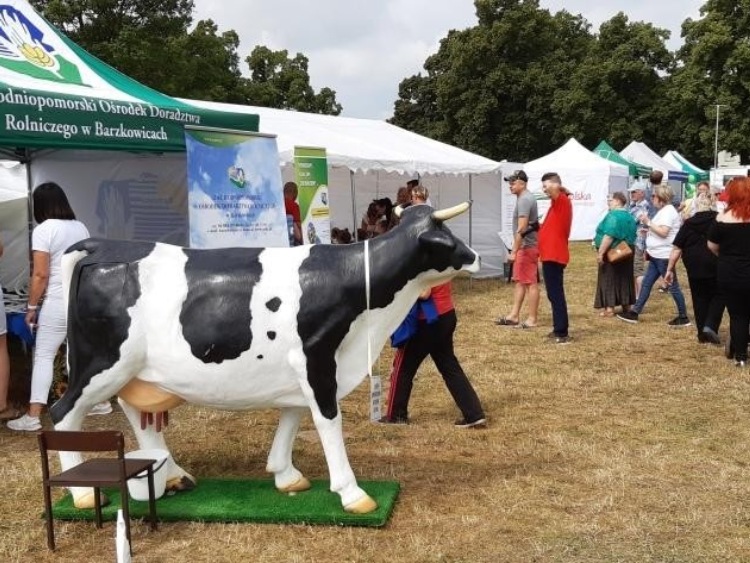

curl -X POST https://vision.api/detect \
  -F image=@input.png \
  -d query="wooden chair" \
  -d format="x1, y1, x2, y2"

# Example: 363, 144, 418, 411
38, 430, 158, 552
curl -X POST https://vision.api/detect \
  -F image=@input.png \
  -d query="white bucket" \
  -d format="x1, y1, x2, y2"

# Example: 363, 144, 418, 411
124, 449, 169, 501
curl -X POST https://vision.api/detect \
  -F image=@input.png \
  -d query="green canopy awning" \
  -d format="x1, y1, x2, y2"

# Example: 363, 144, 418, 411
593, 140, 652, 177
663, 150, 709, 182
0, 0, 258, 152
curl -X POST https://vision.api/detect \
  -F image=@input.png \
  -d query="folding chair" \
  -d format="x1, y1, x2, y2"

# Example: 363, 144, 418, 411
38, 430, 158, 552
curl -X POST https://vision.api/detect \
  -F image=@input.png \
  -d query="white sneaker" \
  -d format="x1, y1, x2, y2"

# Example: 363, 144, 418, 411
7, 414, 42, 432
87, 401, 113, 416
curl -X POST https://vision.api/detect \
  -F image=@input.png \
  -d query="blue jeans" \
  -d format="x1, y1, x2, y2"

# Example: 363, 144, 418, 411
633, 256, 687, 317
542, 261, 568, 336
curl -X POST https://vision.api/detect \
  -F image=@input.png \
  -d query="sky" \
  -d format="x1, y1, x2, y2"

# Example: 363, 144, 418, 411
192, 0, 705, 120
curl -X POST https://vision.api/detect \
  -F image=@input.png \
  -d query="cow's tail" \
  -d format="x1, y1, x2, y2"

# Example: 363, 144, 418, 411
61, 238, 100, 315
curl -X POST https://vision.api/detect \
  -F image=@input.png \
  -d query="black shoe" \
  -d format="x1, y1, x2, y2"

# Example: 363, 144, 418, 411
736, 360, 747, 368
554, 335, 571, 344
667, 316, 691, 327
616, 311, 639, 323
454, 417, 487, 428
701, 327, 721, 345
378, 416, 409, 425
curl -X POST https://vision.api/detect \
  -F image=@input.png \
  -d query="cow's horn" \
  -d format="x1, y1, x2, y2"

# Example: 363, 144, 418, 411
393, 205, 404, 218
432, 202, 471, 222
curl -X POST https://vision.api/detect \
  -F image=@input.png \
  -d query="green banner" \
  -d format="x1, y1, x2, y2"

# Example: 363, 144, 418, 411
0, 85, 259, 152
0, 1, 258, 152
294, 146, 330, 244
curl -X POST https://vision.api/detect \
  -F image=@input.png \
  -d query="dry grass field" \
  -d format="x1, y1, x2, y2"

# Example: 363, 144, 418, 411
2, 241, 750, 562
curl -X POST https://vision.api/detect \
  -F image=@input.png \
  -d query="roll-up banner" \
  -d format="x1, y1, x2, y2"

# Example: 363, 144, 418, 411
293, 146, 330, 244
185, 126, 289, 249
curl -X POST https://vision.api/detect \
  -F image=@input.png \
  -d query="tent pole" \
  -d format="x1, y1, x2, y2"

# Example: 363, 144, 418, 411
23, 148, 34, 286
468, 174, 473, 247
468, 174, 474, 285
349, 170, 357, 234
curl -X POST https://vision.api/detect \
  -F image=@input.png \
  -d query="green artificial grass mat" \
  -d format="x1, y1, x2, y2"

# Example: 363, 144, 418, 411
52, 478, 399, 527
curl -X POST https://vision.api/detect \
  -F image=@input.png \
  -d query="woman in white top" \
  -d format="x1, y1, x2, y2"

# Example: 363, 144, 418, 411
617, 184, 691, 326
8, 183, 110, 432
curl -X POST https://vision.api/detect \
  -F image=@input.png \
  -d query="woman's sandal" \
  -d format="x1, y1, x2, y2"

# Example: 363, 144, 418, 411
494, 316, 519, 326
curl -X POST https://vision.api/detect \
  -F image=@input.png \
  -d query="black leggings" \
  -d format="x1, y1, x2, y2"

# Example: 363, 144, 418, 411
725, 287, 750, 362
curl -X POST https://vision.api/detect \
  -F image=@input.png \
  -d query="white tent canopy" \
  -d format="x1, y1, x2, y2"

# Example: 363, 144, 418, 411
621, 142, 689, 183
179, 99, 508, 277
0, 160, 30, 292
523, 138, 629, 240
180, 100, 501, 176
7, 104, 511, 282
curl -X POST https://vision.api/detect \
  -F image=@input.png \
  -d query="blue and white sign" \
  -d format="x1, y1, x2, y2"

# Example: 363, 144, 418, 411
185, 127, 289, 249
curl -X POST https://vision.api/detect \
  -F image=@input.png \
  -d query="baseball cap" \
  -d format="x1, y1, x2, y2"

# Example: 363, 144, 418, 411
628, 181, 647, 192
504, 170, 528, 183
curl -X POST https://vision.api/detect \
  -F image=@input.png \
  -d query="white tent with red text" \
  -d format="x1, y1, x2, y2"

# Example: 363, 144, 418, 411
523, 138, 629, 240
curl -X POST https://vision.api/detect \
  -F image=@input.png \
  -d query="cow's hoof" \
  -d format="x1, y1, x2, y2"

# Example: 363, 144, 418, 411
74, 490, 110, 509
277, 476, 311, 493
166, 475, 196, 492
344, 494, 377, 514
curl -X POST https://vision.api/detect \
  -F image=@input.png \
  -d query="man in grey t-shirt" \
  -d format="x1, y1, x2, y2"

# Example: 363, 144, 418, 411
496, 170, 540, 328
513, 189, 539, 248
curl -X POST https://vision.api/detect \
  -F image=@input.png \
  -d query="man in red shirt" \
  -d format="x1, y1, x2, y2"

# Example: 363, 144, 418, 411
538, 172, 573, 343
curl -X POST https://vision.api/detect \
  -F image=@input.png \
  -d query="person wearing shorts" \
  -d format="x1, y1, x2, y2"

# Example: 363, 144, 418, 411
495, 170, 540, 329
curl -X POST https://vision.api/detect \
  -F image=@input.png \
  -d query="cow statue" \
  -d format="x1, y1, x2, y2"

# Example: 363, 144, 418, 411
51, 202, 479, 514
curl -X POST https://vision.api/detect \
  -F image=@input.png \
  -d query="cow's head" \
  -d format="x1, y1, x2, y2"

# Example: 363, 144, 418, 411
393, 202, 480, 283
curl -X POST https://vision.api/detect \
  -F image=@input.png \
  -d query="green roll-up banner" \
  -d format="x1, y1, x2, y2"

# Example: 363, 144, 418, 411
294, 146, 330, 244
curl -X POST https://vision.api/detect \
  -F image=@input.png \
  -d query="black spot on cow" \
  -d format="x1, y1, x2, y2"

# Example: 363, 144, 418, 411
266, 297, 282, 312
267, 331, 276, 340
257, 355, 264, 360
180, 247, 264, 364
50, 239, 155, 424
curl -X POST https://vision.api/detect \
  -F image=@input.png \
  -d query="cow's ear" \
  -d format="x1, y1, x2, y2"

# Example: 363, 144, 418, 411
418, 230, 456, 251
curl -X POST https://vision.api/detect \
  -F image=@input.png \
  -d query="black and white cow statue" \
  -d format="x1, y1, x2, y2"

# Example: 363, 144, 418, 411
52, 202, 479, 513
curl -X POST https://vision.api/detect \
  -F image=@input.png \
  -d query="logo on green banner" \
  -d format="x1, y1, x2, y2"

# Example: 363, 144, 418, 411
0, 5, 85, 85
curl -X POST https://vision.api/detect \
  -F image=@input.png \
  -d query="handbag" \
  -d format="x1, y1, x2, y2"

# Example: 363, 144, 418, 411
606, 240, 633, 263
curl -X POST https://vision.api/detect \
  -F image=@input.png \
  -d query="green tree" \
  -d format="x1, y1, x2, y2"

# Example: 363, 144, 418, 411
391, 0, 594, 161
168, 20, 245, 103
552, 13, 673, 152
241, 46, 342, 115
669, 0, 750, 165
30, 1, 343, 112
30, 0, 197, 94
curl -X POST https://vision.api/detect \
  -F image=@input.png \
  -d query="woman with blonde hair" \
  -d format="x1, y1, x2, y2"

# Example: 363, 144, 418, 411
666, 193, 723, 344
708, 177, 750, 367
617, 184, 690, 327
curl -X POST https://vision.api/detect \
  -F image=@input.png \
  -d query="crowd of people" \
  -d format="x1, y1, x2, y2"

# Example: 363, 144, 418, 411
2, 173, 749, 434
494, 168, 750, 369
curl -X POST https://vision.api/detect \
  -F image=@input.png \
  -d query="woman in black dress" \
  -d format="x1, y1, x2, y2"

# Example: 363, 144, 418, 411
708, 177, 750, 367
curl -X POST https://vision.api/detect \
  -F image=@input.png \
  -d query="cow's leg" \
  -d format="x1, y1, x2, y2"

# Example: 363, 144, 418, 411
117, 398, 195, 491
296, 352, 377, 514
309, 406, 376, 513
266, 407, 310, 492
